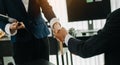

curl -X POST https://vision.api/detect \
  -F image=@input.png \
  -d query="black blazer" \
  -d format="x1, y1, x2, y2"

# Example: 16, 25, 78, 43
0, 0, 56, 43
68, 8, 120, 65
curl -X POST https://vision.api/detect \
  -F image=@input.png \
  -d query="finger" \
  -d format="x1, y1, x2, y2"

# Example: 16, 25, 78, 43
56, 38, 61, 42
53, 29, 60, 34
53, 33, 58, 38
17, 22, 21, 26
12, 22, 17, 25
19, 22, 25, 26
52, 28, 57, 34
53, 22, 61, 30
16, 22, 25, 29
61, 27, 66, 31
17, 25, 24, 29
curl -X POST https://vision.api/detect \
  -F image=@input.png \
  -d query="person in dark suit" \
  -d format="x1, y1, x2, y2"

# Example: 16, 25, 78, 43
54, 8, 120, 65
0, 0, 60, 65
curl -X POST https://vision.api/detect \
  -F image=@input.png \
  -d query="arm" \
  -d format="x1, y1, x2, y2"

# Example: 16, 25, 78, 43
39, 0, 56, 21
67, 30, 109, 58
64, 8, 120, 58
55, 11, 120, 58
55, 27, 110, 58
39, 0, 61, 30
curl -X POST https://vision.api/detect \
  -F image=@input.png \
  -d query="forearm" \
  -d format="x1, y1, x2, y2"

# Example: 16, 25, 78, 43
67, 38, 86, 57
40, 0, 56, 21
50, 18, 60, 29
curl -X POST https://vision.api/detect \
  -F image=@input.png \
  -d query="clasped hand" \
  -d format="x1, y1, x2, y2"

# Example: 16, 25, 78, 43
10, 20, 25, 34
53, 23, 68, 43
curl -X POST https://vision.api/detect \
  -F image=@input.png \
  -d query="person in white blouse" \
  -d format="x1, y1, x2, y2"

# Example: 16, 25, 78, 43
0, 0, 61, 65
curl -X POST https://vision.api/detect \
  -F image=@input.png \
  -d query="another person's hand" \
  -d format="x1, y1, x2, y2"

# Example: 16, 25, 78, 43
54, 27, 68, 43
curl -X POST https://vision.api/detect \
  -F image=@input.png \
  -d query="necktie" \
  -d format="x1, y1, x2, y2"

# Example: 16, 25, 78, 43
28, 0, 40, 18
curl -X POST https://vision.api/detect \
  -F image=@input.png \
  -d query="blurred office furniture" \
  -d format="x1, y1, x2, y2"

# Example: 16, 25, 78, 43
0, 37, 15, 65
0, 35, 55, 65
49, 37, 59, 65
49, 37, 72, 65
20, 59, 55, 65
66, 0, 111, 22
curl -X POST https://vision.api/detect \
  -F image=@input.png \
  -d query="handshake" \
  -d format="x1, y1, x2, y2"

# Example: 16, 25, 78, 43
52, 22, 68, 43
52, 22, 69, 54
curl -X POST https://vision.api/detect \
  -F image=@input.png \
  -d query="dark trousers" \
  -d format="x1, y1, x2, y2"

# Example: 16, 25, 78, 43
13, 36, 50, 65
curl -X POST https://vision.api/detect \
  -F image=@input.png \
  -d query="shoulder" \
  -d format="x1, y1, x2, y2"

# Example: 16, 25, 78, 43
108, 8, 120, 17
106, 8, 120, 20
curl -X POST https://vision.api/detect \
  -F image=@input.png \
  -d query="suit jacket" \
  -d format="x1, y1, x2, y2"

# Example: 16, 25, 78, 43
68, 8, 120, 65
0, 0, 56, 43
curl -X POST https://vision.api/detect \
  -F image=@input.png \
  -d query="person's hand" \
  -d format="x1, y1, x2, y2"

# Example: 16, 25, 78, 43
52, 22, 66, 55
52, 22, 61, 33
10, 22, 25, 34
16, 22, 25, 29
54, 27, 68, 43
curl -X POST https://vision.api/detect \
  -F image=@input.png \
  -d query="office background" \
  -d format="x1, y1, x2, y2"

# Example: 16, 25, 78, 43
47, 0, 120, 65
0, 0, 120, 65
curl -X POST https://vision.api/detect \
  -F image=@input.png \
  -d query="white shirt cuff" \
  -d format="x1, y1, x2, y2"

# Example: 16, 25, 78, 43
65, 34, 73, 46
5, 23, 17, 36
50, 18, 60, 29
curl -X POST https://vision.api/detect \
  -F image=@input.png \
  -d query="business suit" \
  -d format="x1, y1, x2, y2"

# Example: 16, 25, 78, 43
0, 0, 56, 64
67, 8, 120, 65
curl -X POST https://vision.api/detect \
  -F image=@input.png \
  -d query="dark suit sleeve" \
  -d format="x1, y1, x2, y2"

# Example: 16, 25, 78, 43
68, 8, 120, 58
68, 30, 110, 58
39, 0, 56, 22
0, 0, 9, 31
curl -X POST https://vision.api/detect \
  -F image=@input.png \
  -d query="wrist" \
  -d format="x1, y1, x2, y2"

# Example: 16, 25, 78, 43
50, 18, 60, 29
5, 23, 17, 36
65, 34, 73, 46
53, 22, 61, 30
